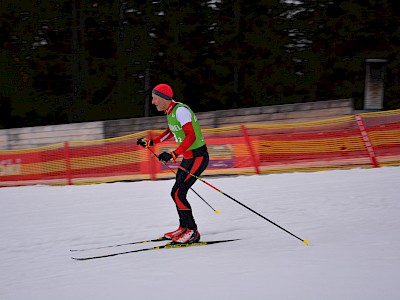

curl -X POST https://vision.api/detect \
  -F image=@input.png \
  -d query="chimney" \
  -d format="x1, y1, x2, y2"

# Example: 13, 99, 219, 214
364, 59, 388, 111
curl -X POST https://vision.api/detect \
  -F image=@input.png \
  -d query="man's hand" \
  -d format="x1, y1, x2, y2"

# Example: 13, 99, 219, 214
137, 138, 153, 148
158, 151, 177, 162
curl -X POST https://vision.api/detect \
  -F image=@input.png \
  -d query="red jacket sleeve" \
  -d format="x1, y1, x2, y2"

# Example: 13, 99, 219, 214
153, 128, 173, 144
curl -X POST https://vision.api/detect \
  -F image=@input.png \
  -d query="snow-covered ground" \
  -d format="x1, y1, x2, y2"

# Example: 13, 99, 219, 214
1, 166, 399, 300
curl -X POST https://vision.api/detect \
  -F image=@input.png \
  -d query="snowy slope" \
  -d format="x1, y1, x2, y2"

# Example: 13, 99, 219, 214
1, 167, 399, 300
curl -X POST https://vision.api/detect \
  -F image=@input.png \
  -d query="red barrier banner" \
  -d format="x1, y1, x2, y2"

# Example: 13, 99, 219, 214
1, 110, 400, 187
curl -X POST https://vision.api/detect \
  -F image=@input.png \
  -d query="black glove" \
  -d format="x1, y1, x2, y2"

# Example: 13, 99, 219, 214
137, 138, 153, 148
158, 151, 177, 162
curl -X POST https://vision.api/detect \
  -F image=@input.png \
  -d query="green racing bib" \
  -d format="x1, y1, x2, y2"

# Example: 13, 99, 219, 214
167, 103, 205, 150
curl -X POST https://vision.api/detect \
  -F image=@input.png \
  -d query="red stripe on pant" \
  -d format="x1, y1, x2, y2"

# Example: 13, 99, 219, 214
173, 156, 204, 210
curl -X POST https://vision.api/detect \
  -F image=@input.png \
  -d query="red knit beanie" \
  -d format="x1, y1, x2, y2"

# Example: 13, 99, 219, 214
152, 84, 173, 100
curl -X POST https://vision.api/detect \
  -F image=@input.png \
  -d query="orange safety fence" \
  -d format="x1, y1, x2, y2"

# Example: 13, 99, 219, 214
1, 109, 400, 187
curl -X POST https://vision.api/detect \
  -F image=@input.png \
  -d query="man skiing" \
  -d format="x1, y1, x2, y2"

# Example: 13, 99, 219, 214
137, 83, 209, 244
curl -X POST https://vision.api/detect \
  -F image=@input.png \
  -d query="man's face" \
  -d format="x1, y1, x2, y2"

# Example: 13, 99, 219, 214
151, 93, 170, 111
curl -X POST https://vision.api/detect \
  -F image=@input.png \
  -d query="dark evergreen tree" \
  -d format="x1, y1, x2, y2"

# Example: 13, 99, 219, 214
1, 0, 73, 127
199, 0, 290, 110
1, 0, 399, 129
149, 1, 219, 113
287, 0, 400, 109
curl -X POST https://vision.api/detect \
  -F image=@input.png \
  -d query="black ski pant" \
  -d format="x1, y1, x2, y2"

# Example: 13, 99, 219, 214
170, 149, 209, 230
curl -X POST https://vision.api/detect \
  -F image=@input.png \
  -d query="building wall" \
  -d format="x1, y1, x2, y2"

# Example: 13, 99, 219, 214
104, 98, 354, 138
0, 98, 354, 150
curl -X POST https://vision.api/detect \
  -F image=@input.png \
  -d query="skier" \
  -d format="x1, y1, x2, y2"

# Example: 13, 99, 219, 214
137, 83, 209, 244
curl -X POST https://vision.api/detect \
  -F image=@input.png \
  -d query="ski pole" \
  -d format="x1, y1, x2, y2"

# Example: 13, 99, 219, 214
146, 147, 220, 214
168, 160, 309, 246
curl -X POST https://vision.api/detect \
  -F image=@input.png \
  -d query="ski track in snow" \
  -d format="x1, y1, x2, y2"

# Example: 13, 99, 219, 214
0, 167, 399, 300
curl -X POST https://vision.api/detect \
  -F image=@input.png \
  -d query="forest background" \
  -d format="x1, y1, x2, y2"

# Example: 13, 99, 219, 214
1, 0, 399, 129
